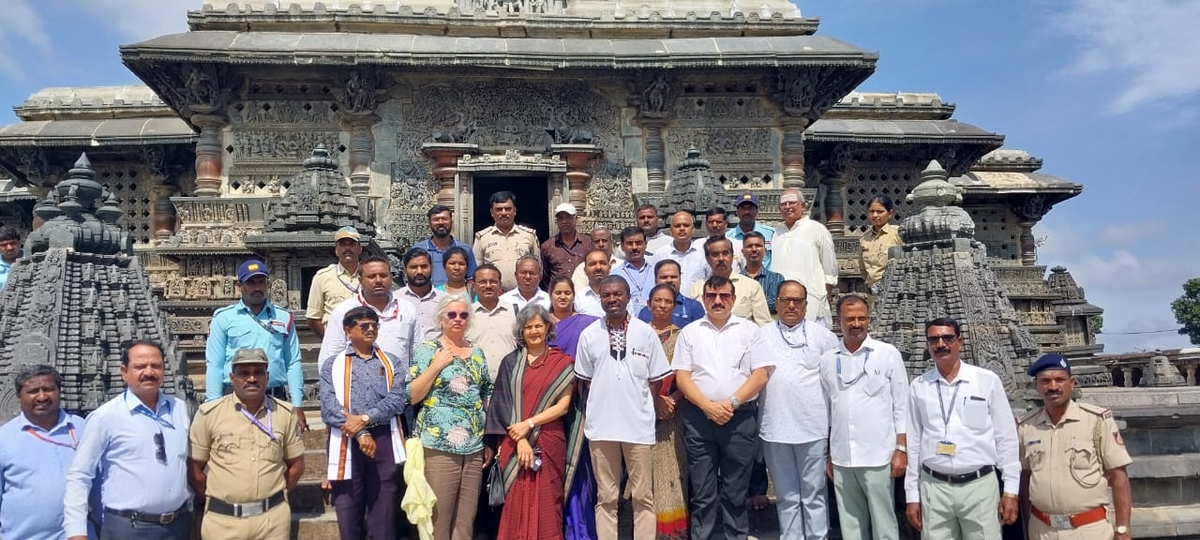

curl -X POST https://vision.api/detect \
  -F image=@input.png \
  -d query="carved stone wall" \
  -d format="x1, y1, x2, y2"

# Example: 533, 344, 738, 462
966, 206, 1021, 261
584, 160, 635, 232
664, 91, 777, 188
226, 87, 347, 196
94, 164, 156, 245
842, 163, 919, 234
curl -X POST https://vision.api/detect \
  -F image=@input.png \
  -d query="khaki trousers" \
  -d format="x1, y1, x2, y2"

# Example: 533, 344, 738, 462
833, 464, 898, 540
424, 448, 485, 540
919, 471, 1001, 540
590, 440, 655, 540
201, 500, 290, 540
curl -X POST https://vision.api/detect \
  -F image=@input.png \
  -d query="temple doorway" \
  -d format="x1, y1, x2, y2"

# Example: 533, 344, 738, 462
471, 175, 551, 243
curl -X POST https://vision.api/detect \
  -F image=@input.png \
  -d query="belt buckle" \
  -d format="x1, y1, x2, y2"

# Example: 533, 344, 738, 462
157, 511, 176, 525
1050, 514, 1073, 530
236, 501, 267, 518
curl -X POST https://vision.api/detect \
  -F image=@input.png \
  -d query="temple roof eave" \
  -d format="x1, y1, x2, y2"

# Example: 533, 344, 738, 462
0, 118, 197, 148
952, 171, 1083, 202
805, 118, 1003, 146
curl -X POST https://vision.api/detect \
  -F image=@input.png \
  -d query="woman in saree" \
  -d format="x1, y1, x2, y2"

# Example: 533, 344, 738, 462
648, 283, 689, 539
485, 303, 583, 540
546, 275, 598, 358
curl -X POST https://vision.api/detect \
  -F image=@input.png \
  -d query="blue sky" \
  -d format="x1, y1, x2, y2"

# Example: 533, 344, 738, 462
1, 0, 1197, 353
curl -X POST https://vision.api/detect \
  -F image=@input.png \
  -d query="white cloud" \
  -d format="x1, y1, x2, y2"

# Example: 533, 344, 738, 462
1051, 0, 1200, 114
1099, 220, 1168, 246
0, 0, 50, 81
70, 0, 194, 41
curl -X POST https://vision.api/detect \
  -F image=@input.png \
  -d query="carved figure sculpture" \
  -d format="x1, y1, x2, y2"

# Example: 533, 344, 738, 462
641, 72, 671, 118
432, 112, 477, 143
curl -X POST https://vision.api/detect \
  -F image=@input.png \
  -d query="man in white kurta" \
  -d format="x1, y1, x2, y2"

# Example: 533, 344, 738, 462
772, 188, 838, 326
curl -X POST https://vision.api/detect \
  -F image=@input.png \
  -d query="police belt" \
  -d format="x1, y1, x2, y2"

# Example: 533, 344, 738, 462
206, 491, 286, 519
922, 464, 994, 485
105, 501, 189, 524
1032, 504, 1107, 530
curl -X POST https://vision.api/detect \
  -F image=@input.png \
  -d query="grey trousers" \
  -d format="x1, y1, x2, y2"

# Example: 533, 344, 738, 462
681, 402, 759, 540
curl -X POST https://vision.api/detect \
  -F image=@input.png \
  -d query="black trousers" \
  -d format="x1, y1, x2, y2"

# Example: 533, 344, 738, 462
681, 402, 759, 540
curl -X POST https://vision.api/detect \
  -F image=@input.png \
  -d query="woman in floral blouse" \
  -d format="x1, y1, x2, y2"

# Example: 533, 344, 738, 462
409, 293, 494, 540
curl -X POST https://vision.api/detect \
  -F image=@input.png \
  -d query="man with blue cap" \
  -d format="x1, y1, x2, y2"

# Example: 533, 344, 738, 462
727, 192, 775, 270
206, 259, 308, 432
1017, 354, 1132, 540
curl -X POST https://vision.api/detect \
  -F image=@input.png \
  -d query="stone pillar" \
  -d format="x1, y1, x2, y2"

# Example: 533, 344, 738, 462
1013, 195, 1048, 267
191, 113, 228, 197
635, 70, 672, 191
343, 113, 381, 197
421, 144, 478, 212
152, 184, 179, 240
1121, 368, 1133, 388
644, 121, 667, 191
1187, 364, 1196, 386
551, 145, 602, 215
780, 119, 809, 189
1016, 220, 1037, 266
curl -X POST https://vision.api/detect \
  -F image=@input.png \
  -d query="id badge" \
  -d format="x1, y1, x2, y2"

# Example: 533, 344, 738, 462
936, 440, 957, 456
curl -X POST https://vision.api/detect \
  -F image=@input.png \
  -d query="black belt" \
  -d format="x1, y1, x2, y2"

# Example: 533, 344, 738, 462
922, 464, 994, 485
206, 491, 286, 519
105, 502, 189, 525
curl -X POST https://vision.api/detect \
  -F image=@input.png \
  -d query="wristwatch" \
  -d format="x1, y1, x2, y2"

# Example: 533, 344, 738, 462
894, 444, 907, 452
1115, 525, 1129, 535
730, 396, 740, 409
360, 414, 370, 424
528, 420, 536, 430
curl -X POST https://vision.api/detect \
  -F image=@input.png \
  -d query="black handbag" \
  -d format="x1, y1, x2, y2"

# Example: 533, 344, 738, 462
486, 462, 506, 507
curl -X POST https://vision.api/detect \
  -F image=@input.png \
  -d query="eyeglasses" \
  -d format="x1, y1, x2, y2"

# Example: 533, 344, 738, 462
777, 297, 807, 305
445, 311, 470, 320
154, 432, 166, 465
356, 322, 378, 331
926, 334, 958, 345
703, 292, 734, 302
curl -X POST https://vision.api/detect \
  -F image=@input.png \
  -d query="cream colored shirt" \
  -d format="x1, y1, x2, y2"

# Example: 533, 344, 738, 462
189, 396, 304, 504
859, 224, 903, 286
1018, 400, 1132, 515
466, 301, 519, 379
305, 263, 359, 322
820, 336, 908, 467
473, 225, 540, 291
687, 274, 772, 326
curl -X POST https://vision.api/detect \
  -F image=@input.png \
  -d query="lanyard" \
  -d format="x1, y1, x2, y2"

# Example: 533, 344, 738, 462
337, 273, 360, 294
619, 263, 651, 296
24, 424, 77, 449
134, 404, 175, 430
936, 381, 963, 431
239, 401, 276, 440
358, 293, 400, 320
836, 350, 870, 386
777, 320, 808, 349
246, 305, 288, 337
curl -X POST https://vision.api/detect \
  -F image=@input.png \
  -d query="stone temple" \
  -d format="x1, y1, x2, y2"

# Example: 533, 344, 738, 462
1, 1, 1197, 537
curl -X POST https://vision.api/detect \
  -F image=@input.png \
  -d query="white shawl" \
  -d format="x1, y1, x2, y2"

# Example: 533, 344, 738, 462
327, 349, 406, 480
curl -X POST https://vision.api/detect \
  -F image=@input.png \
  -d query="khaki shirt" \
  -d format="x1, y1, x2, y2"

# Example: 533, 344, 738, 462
687, 273, 772, 326
473, 225, 540, 291
189, 395, 305, 504
859, 224, 903, 286
305, 263, 359, 322
1018, 400, 1132, 515
465, 300, 519, 380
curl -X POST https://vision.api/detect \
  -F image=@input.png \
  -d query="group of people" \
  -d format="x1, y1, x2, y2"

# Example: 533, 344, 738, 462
0, 189, 1132, 540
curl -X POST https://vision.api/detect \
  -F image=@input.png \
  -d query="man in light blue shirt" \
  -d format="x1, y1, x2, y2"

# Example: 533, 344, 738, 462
65, 342, 192, 540
0, 364, 96, 540
0, 226, 21, 290
413, 204, 477, 286
206, 259, 308, 431
728, 193, 775, 270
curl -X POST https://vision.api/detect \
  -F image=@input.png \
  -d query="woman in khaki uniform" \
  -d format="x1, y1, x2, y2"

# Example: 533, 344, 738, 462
858, 195, 903, 294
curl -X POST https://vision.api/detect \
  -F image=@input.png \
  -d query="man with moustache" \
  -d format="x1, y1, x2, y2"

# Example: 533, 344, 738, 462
572, 226, 621, 292
704, 207, 745, 272
741, 231, 784, 314
398, 247, 448, 342
636, 203, 672, 255
674, 275, 776, 539
821, 295, 908, 540
611, 226, 657, 317
306, 226, 364, 338
754, 281, 839, 540
687, 236, 771, 325
772, 188, 838, 327
189, 348, 305, 540
728, 193, 774, 270
474, 191, 540, 290
465, 264, 519, 379
207, 260, 307, 431
321, 307, 410, 540
320, 255, 419, 373
575, 275, 672, 540
1018, 354, 1132, 540
66, 342, 193, 540
541, 202, 594, 287
415, 205, 477, 287
660, 210, 708, 289
0, 365, 96, 540
635, 259, 705, 328
499, 255, 552, 310
905, 318, 1020, 540
0, 225, 21, 289
574, 249, 612, 317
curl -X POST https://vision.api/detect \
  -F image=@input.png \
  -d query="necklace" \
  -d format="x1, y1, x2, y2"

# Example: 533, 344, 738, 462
525, 347, 548, 368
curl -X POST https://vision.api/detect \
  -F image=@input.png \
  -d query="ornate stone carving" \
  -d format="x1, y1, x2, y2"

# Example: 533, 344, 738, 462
179, 64, 231, 114
230, 100, 338, 126
382, 159, 439, 246
636, 71, 673, 119
673, 96, 774, 124
231, 130, 343, 163
665, 128, 772, 161
584, 161, 634, 233
332, 69, 384, 116
1013, 195, 1049, 222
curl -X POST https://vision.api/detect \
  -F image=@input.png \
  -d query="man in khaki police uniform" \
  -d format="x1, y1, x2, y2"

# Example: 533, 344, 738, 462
306, 226, 363, 338
473, 190, 540, 290
189, 348, 306, 540
1018, 353, 1132, 540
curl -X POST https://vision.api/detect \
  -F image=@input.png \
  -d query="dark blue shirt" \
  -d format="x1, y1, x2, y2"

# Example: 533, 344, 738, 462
413, 237, 478, 287
637, 292, 706, 328
745, 267, 785, 314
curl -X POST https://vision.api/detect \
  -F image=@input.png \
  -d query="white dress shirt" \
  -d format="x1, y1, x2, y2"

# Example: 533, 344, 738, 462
574, 286, 605, 317
661, 240, 708, 290
773, 217, 838, 325
319, 293, 418, 371
820, 336, 908, 467
672, 315, 774, 402
499, 288, 551, 311
904, 361, 1020, 502
574, 318, 671, 445
757, 320, 840, 444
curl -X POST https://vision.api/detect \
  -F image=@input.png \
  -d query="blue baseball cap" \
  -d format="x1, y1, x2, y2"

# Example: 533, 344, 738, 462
736, 193, 759, 208
1027, 353, 1071, 377
237, 259, 269, 282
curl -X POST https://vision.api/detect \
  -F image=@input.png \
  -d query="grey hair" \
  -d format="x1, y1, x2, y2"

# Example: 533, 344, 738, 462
514, 254, 542, 276
14, 364, 62, 393
513, 303, 557, 348
434, 293, 473, 331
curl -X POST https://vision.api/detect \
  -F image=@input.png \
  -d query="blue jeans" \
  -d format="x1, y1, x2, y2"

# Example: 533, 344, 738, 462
100, 510, 190, 540
763, 439, 829, 540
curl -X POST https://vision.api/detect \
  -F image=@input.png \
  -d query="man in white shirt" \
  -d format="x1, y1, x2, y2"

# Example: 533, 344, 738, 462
575, 275, 671, 540
465, 264, 519, 379
756, 280, 839, 540
674, 274, 776, 539
319, 256, 418, 371
687, 236, 771, 325
398, 247, 448, 342
905, 317, 1020, 539
772, 188, 838, 326
661, 210, 708, 288
573, 249, 610, 317
571, 227, 621, 292
820, 295, 908, 540
498, 255, 551, 310
637, 203, 672, 255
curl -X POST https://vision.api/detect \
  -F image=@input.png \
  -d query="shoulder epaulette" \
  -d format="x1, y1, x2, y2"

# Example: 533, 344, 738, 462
516, 224, 536, 234
314, 265, 336, 276
197, 398, 223, 415
213, 304, 238, 316
1018, 407, 1043, 425
475, 227, 492, 239
1077, 402, 1112, 419
271, 397, 294, 413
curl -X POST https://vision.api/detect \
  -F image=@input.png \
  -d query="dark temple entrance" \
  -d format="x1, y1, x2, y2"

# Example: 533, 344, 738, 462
472, 175, 551, 243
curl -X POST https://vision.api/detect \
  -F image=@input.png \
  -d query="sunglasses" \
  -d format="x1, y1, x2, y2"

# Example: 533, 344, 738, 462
703, 292, 733, 302
445, 311, 470, 320
356, 322, 379, 331
926, 334, 958, 345
154, 432, 166, 465
777, 297, 807, 305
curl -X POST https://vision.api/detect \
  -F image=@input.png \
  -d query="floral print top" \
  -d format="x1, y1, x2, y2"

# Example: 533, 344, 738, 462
408, 341, 493, 455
